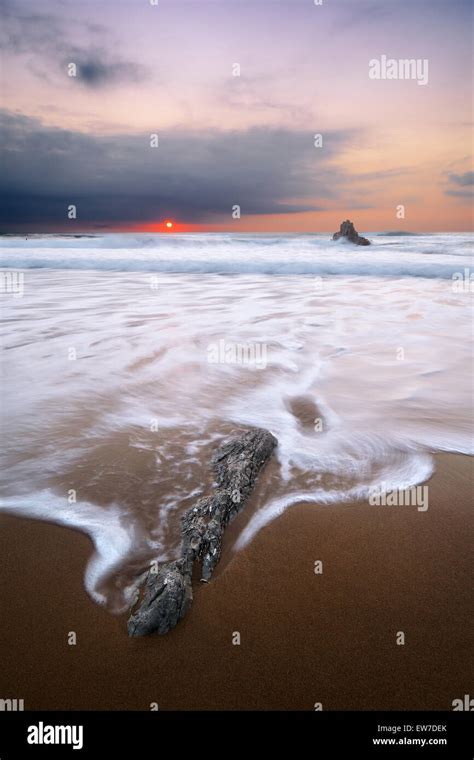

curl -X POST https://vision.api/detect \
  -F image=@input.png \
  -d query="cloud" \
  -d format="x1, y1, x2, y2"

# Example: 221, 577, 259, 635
63, 50, 146, 88
444, 169, 474, 200
350, 167, 414, 182
0, 0, 148, 88
445, 189, 473, 198
0, 0, 63, 54
0, 109, 356, 228
332, 0, 391, 28
448, 171, 474, 186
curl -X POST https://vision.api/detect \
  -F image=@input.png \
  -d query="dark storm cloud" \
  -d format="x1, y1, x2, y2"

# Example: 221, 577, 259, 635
0, 110, 356, 227
0, 0, 148, 87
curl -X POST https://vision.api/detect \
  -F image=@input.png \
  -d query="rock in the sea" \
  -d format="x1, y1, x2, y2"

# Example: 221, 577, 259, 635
128, 427, 277, 636
332, 220, 370, 246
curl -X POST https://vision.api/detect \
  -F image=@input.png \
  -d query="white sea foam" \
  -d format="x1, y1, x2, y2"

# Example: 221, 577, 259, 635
235, 449, 435, 550
0, 491, 139, 610
0, 233, 472, 611
0, 232, 472, 277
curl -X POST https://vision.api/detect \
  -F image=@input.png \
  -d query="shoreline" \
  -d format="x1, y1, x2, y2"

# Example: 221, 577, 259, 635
0, 452, 472, 710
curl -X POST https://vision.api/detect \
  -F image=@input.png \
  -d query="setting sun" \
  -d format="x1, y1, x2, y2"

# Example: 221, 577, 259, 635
165, 221, 173, 229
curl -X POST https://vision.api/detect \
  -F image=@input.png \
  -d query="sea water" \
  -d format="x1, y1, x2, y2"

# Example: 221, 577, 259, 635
0, 233, 472, 611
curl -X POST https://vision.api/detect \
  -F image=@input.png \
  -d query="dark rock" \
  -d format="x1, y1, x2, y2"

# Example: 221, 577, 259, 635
128, 427, 277, 636
127, 559, 193, 637
332, 220, 370, 246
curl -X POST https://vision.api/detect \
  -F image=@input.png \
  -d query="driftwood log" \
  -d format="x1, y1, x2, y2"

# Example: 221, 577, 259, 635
127, 427, 277, 636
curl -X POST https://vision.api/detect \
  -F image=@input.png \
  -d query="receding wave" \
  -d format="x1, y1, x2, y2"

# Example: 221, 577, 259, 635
0, 233, 472, 612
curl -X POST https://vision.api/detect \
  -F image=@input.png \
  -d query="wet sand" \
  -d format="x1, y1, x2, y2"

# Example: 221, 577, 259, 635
0, 453, 472, 710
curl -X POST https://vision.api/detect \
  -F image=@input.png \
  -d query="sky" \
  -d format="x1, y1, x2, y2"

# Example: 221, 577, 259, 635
0, 0, 472, 233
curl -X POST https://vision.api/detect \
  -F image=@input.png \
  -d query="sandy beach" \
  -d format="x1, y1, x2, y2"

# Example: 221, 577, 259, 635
0, 452, 471, 711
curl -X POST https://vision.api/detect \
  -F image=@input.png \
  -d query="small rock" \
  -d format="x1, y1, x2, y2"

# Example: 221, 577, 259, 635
332, 220, 370, 246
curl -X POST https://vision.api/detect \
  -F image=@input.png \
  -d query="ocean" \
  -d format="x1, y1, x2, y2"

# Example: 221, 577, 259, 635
0, 232, 472, 612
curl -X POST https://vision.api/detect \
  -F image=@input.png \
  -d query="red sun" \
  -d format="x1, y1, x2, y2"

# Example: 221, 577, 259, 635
165, 220, 174, 229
